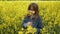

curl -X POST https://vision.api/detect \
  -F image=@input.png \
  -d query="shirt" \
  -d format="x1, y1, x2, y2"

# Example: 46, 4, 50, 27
22, 15, 43, 29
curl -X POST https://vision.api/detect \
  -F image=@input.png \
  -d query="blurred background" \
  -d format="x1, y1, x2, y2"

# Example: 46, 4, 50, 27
0, 1, 60, 34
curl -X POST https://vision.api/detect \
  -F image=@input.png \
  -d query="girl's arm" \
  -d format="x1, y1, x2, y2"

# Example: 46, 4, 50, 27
22, 16, 28, 29
37, 16, 43, 29
35, 16, 43, 34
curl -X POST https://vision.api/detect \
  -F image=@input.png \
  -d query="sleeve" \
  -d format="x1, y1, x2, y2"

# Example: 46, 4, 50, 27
37, 16, 43, 29
22, 16, 28, 29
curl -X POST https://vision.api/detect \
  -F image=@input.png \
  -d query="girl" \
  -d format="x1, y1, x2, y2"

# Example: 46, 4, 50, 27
22, 3, 43, 34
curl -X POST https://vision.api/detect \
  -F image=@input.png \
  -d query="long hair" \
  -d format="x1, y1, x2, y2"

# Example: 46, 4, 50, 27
27, 3, 39, 20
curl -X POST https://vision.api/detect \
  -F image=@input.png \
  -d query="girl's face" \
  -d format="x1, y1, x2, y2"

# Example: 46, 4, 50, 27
28, 6, 35, 15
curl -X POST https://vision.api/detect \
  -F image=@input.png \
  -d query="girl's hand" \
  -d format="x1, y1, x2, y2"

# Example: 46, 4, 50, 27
27, 22, 32, 26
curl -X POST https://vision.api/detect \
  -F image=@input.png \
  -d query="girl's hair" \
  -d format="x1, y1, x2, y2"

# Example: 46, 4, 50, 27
27, 3, 39, 20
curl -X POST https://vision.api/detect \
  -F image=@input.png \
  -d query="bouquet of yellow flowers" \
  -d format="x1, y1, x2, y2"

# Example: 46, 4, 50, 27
18, 25, 36, 34
18, 22, 36, 34
26, 25, 36, 34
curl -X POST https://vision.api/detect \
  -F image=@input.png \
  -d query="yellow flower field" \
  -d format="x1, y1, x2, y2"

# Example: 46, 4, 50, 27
0, 1, 60, 34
